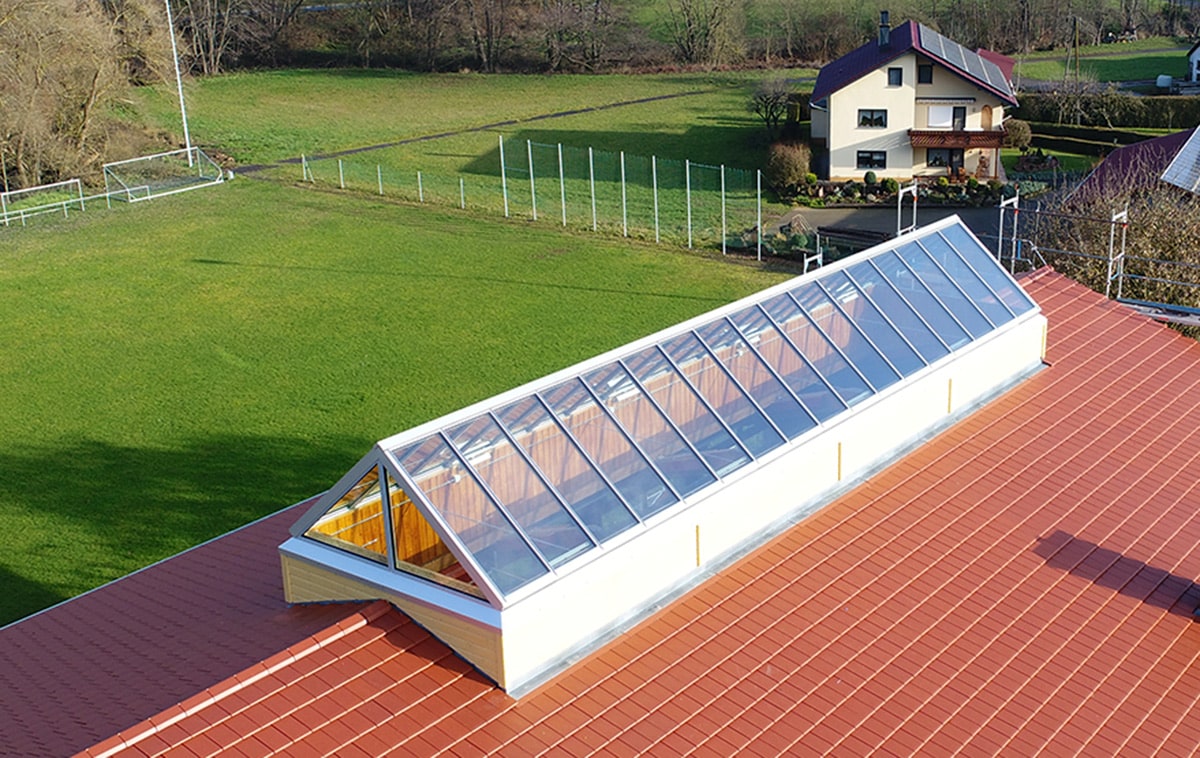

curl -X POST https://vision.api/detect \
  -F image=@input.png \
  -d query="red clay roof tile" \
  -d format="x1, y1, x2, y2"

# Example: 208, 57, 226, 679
8, 270, 1200, 756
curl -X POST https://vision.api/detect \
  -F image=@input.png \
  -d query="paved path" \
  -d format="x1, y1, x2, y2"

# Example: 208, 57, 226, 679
785, 205, 1005, 240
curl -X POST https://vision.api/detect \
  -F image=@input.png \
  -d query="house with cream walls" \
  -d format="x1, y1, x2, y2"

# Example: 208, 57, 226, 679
810, 12, 1017, 181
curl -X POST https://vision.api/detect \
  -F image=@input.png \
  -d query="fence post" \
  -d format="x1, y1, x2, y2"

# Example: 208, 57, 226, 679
621, 151, 628, 237
686, 159, 693, 249
528, 139, 537, 221
499, 135, 510, 218
378, 165, 383, 196
460, 178, 466, 209
558, 143, 567, 227
589, 147, 597, 232
653, 156, 659, 244
418, 171, 424, 203
721, 164, 727, 256
338, 159, 345, 190
756, 169, 762, 263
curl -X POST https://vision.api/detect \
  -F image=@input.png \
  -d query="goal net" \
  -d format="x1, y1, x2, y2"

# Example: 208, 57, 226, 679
1, 178, 85, 226
103, 147, 225, 203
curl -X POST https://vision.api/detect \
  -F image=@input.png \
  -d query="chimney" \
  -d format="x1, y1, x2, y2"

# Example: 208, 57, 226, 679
879, 10, 891, 47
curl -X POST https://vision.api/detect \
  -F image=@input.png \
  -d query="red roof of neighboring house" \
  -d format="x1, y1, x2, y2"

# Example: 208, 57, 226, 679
6, 270, 1200, 756
977, 48, 1016, 83
811, 21, 1018, 107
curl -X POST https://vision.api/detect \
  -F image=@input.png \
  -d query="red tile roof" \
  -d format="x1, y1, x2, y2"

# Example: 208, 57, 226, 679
0, 503, 360, 758
8, 269, 1200, 757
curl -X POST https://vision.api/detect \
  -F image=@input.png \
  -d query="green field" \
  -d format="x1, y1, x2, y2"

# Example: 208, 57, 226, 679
0, 172, 789, 625
1014, 37, 1189, 82
132, 68, 814, 170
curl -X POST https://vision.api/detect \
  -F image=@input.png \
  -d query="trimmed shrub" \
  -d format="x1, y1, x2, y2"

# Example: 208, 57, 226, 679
765, 142, 812, 195
881, 177, 899, 194
864, 170, 878, 186
1004, 119, 1032, 151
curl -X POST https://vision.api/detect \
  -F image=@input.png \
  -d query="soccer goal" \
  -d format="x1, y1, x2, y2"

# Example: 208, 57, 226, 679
103, 147, 225, 203
1, 178, 85, 227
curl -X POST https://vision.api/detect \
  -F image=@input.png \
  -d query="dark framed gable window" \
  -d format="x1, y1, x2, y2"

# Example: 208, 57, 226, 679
857, 151, 887, 169
918, 64, 933, 84
858, 109, 887, 128
888, 67, 903, 86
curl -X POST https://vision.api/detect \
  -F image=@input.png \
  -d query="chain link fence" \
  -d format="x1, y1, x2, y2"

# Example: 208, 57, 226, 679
295, 136, 766, 254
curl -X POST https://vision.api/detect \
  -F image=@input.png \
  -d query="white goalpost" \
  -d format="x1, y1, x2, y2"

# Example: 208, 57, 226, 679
1, 178, 84, 227
103, 147, 225, 204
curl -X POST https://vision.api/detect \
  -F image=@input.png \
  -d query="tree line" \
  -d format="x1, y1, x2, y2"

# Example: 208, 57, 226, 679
6, 0, 1200, 192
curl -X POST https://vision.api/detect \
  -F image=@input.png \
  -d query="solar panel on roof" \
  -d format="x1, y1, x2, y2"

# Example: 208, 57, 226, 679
918, 24, 1012, 97
1161, 128, 1200, 193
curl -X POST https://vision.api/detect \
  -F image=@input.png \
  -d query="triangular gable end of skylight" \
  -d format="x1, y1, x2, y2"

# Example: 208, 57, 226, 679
290, 447, 499, 606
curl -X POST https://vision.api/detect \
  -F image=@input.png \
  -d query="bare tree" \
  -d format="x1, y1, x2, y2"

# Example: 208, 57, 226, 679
174, 0, 244, 74
750, 78, 790, 141
0, 0, 150, 188
665, 0, 741, 65
539, 0, 613, 71
240, 0, 306, 65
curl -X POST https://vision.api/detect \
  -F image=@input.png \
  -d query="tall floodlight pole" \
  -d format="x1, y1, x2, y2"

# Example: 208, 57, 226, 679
164, 0, 193, 166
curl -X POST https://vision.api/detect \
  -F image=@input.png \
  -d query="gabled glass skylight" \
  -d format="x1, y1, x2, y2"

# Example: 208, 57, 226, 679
295, 218, 1038, 606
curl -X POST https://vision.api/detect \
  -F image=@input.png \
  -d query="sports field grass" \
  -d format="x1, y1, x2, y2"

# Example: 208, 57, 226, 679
132, 68, 815, 170
0, 178, 790, 625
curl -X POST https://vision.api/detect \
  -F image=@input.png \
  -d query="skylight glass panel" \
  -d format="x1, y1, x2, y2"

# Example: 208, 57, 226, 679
304, 467, 388, 564
495, 397, 637, 542
727, 305, 846, 422
542, 379, 678, 519
861, 253, 970, 351
939, 225, 1037, 317
788, 282, 903, 392
660, 333, 786, 459
894, 243, 993, 338
624, 347, 751, 477
584, 363, 717, 498
395, 435, 549, 595
692, 321, 817, 440
761, 293, 873, 406
819, 272, 927, 377
844, 260, 952, 363
920, 234, 1014, 326
446, 415, 594, 567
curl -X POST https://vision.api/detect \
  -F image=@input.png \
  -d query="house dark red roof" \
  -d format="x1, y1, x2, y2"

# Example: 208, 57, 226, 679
1073, 128, 1198, 201
811, 21, 1018, 107
5, 270, 1200, 756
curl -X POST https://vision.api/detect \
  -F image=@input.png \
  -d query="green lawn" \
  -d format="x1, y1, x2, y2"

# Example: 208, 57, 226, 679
1014, 37, 1189, 82
0, 179, 788, 625
132, 68, 815, 170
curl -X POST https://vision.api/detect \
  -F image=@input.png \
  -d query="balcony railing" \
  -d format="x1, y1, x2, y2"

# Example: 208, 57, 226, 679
908, 129, 1006, 149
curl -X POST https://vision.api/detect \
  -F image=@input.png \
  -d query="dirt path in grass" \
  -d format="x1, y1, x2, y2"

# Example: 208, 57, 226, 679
235, 88, 729, 173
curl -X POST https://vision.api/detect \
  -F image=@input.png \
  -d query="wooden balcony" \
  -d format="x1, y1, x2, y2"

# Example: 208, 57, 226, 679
908, 128, 1006, 149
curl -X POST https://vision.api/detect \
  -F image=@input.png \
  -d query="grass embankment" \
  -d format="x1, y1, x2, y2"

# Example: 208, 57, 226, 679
0, 179, 788, 626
